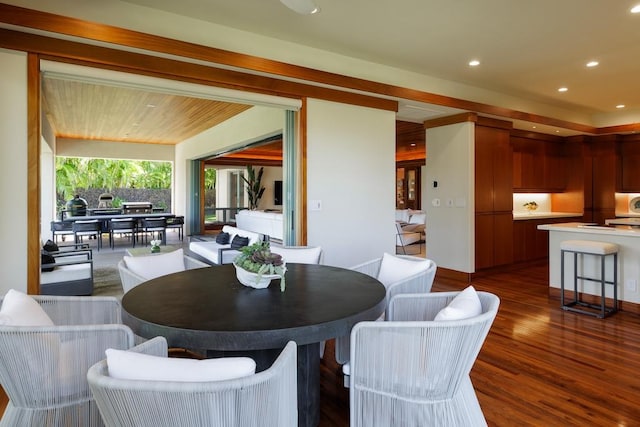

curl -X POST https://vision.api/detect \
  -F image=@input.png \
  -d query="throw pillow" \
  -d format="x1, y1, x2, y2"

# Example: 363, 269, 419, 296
215, 231, 230, 244
123, 248, 186, 281
43, 239, 59, 253
106, 348, 256, 382
434, 285, 483, 321
230, 235, 249, 250
41, 250, 56, 272
376, 252, 431, 288
0, 289, 55, 326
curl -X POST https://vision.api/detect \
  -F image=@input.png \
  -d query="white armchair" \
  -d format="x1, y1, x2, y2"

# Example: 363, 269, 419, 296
335, 254, 437, 366
0, 292, 137, 426
270, 245, 323, 264
349, 291, 500, 427
87, 340, 298, 427
118, 248, 210, 293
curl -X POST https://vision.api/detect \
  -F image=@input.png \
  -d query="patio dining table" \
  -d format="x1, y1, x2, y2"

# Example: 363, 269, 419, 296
121, 263, 386, 427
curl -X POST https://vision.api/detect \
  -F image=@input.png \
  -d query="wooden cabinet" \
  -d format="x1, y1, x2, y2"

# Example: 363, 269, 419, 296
475, 121, 513, 269
512, 134, 566, 192
591, 136, 618, 223
513, 217, 578, 263
619, 136, 640, 192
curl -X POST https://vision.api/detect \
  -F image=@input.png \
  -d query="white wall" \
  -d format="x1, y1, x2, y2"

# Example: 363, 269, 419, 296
175, 106, 284, 234
0, 48, 28, 294
306, 99, 396, 268
424, 122, 475, 273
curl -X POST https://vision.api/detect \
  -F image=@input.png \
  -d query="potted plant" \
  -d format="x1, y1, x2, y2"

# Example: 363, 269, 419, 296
523, 201, 538, 212
233, 241, 287, 291
241, 165, 265, 210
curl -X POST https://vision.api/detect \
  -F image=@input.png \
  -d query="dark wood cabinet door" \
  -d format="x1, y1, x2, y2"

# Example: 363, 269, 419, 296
475, 213, 495, 270
620, 139, 640, 192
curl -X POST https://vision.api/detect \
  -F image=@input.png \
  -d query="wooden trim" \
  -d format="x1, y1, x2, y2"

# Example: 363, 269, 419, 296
27, 53, 40, 295
435, 267, 471, 284
0, 28, 398, 114
0, 3, 606, 134
424, 112, 477, 129
476, 116, 513, 130
596, 123, 640, 135
511, 128, 564, 142
299, 99, 308, 246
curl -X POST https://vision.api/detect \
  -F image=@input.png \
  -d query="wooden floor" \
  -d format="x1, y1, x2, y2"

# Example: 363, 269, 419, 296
318, 261, 640, 426
3, 261, 640, 425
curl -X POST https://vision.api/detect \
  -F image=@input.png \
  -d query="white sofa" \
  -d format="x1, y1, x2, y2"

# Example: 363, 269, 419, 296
235, 210, 283, 241
189, 225, 263, 265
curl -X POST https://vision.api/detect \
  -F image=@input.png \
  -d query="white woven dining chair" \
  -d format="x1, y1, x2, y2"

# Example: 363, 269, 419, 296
0, 292, 138, 427
349, 291, 500, 427
334, 254, 437, 366
87, 340, 298, 427
270, 245, 323, 264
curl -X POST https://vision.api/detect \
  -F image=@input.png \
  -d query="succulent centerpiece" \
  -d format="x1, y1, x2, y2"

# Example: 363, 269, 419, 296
234, 241, 287, 291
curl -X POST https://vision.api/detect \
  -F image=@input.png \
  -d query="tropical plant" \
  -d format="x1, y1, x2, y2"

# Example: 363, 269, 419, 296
234, 241, 287, 291
241, 165, 265, 210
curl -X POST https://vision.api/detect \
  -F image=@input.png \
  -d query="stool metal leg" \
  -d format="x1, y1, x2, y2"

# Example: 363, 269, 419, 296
600, 254, 606, 319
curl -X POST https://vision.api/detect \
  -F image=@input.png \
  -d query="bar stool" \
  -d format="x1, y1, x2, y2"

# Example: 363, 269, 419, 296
560, 240, 618, 318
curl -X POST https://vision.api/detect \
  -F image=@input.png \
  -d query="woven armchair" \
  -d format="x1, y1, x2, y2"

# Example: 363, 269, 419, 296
349, 291, 500, 427
118, 253, 210, 293
335, 255, 437, 365
87, 340, 298, 427
0, 295, 137, 427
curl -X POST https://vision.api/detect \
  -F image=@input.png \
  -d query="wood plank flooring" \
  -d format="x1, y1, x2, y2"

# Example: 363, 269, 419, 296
3, 261, 640, 425
318, 261, 640, 426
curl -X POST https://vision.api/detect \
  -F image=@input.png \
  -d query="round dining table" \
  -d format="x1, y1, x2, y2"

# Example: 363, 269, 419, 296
121, 262, 386, 427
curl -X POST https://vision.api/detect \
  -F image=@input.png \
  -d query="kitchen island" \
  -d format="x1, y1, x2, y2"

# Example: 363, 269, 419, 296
538, 222, 640, 305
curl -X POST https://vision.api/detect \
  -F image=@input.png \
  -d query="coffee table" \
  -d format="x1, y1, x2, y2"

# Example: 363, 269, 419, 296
121, 263, 386, 427
125, 244, 182, 257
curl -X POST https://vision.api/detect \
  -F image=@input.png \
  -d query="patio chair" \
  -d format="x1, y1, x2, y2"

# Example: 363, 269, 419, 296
396, 222, 423, 255
73, 219, 103, 251
349, 290, 500, 427
0, 291, 139, 427
165, 216, 185, 241
118, 248, 210, 293
40, 247, 94, 296
335, 253, 437, 369
87, 340, 298, 427
108, 217, 136, 249
270, 245, 323, 264
138, 217, 167, 246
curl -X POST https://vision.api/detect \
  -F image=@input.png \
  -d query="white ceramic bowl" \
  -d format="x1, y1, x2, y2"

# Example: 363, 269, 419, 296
233, 263, 281, 289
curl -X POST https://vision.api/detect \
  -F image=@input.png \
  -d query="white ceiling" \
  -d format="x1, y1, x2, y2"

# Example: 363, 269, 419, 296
122, 0, 640, 132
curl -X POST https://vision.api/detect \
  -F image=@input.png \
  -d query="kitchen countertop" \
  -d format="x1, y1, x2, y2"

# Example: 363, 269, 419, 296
513, 212, 582, 220
538, 221, 640, 236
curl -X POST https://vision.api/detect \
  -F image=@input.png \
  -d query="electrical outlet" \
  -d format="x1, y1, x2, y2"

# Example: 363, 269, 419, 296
625, 279, 637, 292
446, 199, 454, 207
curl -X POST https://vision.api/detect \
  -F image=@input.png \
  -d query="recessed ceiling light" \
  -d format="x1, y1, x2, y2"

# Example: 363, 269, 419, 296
586, 61, 599, 67
558, 87, 568, 92
616, 104, 626, 109
146, 104, 156, 108
631, 4, 640, 13
468, 60, 480, 67
532, 126, 537, 129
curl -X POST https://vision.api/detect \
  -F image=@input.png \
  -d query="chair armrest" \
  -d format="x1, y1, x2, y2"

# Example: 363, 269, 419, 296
349, 258, 382, 278
51, 249, 92, 261
218, 247, 241, 265
127, 336, 169, 357
118, 260, 147, 293
184, 255, 210, 270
